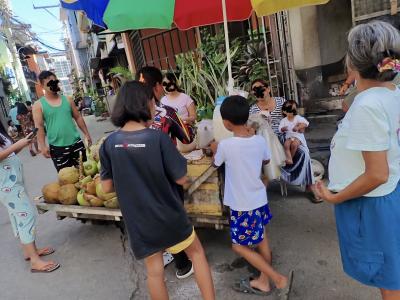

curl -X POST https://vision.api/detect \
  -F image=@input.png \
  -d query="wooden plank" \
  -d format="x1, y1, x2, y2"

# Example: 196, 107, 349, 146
56, 212, 121, 221
187, 164, 210, 177
36, 202, 122, 217
185, 204, 222, 216
354, 8, 400, 22
188, 166, 217, 195
196, 183, 219, 191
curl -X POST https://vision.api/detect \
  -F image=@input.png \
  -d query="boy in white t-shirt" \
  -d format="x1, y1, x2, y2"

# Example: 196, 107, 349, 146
278, 100, 309, 165
211, 96, 288, 296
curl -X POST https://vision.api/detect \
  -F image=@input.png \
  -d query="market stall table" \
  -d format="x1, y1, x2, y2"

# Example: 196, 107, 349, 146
35, 156, 229, 229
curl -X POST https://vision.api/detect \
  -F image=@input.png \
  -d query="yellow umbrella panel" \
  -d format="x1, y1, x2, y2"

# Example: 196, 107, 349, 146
252, 0, 330, 16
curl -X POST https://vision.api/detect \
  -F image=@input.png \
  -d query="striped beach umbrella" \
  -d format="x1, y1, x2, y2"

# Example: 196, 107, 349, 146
60, 0, 330, 92
60, 0, 330, 31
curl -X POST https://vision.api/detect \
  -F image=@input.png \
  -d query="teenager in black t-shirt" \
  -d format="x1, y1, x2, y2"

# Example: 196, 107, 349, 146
136, 66, 194, 279
99, 81, 215, 300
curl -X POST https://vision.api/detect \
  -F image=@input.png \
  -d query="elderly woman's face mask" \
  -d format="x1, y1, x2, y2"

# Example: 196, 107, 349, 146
252, 86, 266, 98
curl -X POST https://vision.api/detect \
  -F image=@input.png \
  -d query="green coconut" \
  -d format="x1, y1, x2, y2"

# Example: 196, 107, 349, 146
104, 197, 119, 209
81, 175, 92, 184
90, 144, 101, 162
96, 183, 116, 201
77, 190, 90, 206
83, 159, 98, 176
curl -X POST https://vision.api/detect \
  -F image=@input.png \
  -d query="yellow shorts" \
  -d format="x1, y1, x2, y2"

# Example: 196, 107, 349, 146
167, 228, 196, 254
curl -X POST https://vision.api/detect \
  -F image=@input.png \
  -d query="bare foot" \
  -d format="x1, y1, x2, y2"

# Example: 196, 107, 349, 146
274, 274, 288, 289
285, 159, 293, 165
24, 247, 55, 260
250, 277, 272, 293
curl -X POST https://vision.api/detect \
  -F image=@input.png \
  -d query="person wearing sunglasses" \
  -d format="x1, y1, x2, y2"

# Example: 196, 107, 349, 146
249, 79, 286, 135
160, 72, 197, 125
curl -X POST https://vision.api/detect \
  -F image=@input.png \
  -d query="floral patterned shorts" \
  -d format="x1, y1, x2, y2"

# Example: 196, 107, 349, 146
229, 204, 272, 246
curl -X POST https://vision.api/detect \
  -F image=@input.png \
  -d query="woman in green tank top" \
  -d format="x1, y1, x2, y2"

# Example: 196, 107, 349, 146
33, 71, 92, 171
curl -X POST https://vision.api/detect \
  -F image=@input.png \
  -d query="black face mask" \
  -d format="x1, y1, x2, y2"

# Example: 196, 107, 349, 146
283, 107, 297, 114
252, 86, 266, 98
162, 81, 176, 92
47, 80, 60, 93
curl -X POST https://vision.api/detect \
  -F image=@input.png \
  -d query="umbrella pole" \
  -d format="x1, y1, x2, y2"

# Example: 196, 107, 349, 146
222, 0, 234, 95
261, 17, 274, 97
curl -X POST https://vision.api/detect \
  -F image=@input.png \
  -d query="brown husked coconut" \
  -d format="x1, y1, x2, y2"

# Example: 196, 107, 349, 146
42, 182, 60, 204
84, 193, 104, 207
58, 184, 78, 205
58, 167, 79, 185
93, 174, 101, 186
86, 181, 97, 195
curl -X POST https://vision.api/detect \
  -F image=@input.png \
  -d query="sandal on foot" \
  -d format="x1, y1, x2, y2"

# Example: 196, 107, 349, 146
308, 193, 323, 204
233, 277, 274, 296
25, 247, 55, 261
31, 263, 60, 273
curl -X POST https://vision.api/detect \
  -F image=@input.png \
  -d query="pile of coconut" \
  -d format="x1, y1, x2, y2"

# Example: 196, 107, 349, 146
41, 137, 119, 209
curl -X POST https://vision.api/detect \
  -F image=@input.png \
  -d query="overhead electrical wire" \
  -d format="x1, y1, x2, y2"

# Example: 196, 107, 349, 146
33, 38, 65, 52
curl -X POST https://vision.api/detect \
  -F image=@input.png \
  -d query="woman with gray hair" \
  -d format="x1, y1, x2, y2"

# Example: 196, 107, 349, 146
316, 21, 400, 299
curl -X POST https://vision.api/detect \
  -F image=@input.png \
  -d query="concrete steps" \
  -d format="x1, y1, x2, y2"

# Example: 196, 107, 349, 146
304, 96, 343, 112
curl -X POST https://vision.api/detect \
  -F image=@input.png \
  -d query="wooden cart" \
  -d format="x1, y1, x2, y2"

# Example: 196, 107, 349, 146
36, 157, 229, 229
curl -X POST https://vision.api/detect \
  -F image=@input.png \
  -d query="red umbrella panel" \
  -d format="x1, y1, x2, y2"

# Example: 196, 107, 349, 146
174, 0, 253, 30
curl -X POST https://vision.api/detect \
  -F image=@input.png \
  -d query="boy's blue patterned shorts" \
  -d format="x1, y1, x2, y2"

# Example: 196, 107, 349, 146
229, 204, 272, 246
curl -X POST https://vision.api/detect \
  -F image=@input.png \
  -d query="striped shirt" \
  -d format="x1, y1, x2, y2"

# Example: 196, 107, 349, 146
249, 97, 286, 134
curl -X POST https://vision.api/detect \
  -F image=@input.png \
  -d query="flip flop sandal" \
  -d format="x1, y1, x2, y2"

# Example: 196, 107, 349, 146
232, 277, 274, 296
278, 270, 294, 298
31, 263, 61, 273
308, 193, 323, 204
25, 247, 55, 261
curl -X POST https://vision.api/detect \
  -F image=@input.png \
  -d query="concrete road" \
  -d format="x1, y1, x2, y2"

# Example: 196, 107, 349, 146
0, 116, 379, 300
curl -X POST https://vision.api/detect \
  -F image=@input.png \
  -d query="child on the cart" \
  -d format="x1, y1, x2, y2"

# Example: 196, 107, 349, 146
211, 95, 290, 296
99, 81, 215, 300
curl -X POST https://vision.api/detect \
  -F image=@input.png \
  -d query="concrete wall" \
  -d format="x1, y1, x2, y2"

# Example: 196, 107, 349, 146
289, 6, 322, 70
289, 0, 352, 104
317, 0, 352, 66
